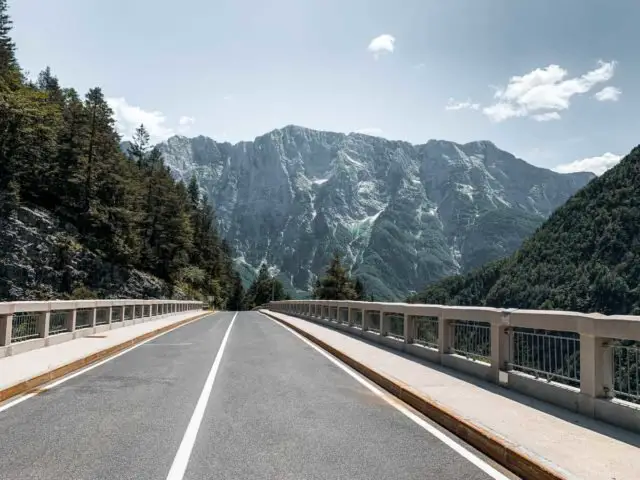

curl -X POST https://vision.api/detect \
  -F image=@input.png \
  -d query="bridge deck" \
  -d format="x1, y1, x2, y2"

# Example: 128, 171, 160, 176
263, 310, 640, 480
0, 312, 514, 479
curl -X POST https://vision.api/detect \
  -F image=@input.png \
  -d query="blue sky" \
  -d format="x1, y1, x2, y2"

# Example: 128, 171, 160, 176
10, 0, 638, 174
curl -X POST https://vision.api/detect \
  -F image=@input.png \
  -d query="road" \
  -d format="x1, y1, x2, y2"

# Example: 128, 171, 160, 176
0, 312, 516, 480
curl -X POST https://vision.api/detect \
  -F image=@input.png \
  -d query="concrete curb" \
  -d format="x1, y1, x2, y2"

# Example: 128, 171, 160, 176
262, 310, 565, 480
0, 311, 214, 404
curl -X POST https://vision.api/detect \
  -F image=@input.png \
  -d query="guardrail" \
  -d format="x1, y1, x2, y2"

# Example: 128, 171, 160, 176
0, 299, 204, 357
268, 300, 640, 433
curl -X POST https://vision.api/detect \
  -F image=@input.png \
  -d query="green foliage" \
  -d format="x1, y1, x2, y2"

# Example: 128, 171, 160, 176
414, 146, 640, 315
0, 0, 16, 77
69, 286, 98, 300
0, 3, 241, 304
227, 275, 245, 311
313, 252, 367, 300
244, 263, 287, 309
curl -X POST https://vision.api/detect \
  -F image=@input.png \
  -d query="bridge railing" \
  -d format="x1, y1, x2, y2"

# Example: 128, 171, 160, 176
268, 300, 640, 433
0, 299, 203, 357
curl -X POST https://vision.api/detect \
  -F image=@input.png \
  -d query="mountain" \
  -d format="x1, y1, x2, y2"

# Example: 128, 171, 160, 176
412, 145, 640, 315
153, 125, 594, 300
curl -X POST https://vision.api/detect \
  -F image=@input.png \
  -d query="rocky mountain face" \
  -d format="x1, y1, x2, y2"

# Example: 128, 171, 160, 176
154, 126, 594, 300
0, 207, 183, 301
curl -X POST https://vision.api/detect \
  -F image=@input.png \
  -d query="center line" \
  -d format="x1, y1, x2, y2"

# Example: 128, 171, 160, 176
166, 312, 237, 480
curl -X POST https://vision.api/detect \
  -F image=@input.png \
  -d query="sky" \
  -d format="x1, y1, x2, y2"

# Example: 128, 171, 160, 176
10, 0, 639, 175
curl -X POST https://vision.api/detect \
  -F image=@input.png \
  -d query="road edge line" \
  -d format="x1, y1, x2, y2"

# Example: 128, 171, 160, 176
260, 310, 565, 480
0, 311, 214, 404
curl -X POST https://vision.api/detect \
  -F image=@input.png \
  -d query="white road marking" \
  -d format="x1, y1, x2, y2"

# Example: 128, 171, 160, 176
0, 313, 217, 414
166, 312, 237, 480
264, 313, 511, 480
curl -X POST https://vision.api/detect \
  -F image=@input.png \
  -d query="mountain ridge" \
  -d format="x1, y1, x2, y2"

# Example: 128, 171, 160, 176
141, 125, 594, 300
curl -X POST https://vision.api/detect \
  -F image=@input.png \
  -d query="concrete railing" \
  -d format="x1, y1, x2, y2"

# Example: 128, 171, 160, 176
269, 300, 640, 433
0, 299, 204, 357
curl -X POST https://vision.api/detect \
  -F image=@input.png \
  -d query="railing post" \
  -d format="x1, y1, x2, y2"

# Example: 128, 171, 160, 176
379, 310, 388, 336
347, 308, 353, 326
579, 333, 614, 415
119, 306, 125, 323
90, 308, 97, 329
404, 313, 414, 344
0, 314, 13, 346
38, 312, 51, 339
362, 309, 368, 332
437, 313, 451, 357
490, 312, 510, 383
107, 306, 113, 327
67, 309, 77, 333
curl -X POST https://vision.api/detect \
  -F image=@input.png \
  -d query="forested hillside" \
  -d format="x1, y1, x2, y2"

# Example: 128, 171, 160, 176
0, 1, 240, 307
412, 145, 640, 315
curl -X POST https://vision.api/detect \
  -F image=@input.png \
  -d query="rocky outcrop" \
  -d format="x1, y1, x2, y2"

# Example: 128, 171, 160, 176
0, 206, 182, 301
155, 125, 595, 300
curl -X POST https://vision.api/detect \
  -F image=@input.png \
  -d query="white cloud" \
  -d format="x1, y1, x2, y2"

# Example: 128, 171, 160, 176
353, 127, 383, 136
483, 60, 617, 122
223, 94, 234, 102
531, 111, 561, 122
445, 98, 480, 111
107, 97, 194, 142
594, 86, 621, 102
554, 152, 622, 176
367, 34, 395, 59
178, 116, 196, 135
107, 97, 175, 142
481, 102, 526, 122
413, 63, 426, 70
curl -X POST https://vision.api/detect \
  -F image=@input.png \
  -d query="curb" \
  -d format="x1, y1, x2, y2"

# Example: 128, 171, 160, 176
262, 310, 564, 480
0, 311, 214, 404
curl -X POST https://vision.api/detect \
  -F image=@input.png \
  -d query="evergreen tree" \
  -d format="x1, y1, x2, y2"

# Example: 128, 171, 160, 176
245, 263, 286, 308
187, 175, 200, 208
36, 67, 64, 104
127, 124, 150, 166
354, 277, 366, 300
313, 252, 358, 300
227, 274, 245, 311
0, 0, 16, 78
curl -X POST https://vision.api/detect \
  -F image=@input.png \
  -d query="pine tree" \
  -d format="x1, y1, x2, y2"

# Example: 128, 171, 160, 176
314, 252, 357, 300
245, 263, 286, 308
0, 0, 16, 78
83, 87, 111, 217
127, 124, 150, 166
227, 275, 245, 311
354, 277, 366, 300
187, 175, 200, 208
37, 67, 64, 104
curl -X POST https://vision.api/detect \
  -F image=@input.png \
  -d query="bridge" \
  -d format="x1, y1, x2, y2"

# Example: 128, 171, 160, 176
0, 299, 638, 479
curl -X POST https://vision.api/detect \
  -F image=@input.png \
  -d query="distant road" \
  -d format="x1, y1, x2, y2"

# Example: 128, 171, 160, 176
0, 312, 514, 480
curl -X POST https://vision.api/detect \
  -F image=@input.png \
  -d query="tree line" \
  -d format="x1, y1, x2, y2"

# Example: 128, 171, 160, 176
0, 1, 242, 308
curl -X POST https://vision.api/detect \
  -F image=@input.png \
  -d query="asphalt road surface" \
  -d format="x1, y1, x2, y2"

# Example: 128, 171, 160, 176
0, 311, 517, 480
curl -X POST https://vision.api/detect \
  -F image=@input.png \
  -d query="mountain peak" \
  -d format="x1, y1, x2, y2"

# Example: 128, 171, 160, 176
153, 129, 593, 300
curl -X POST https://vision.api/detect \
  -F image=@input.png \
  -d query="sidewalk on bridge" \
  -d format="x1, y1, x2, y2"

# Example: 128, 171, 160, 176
0, 311, 210, 400
263, 310, 640, 480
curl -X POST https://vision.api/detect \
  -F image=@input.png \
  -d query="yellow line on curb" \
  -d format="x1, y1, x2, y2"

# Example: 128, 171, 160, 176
0, 311, 214, 405
261, 310, 565, 480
